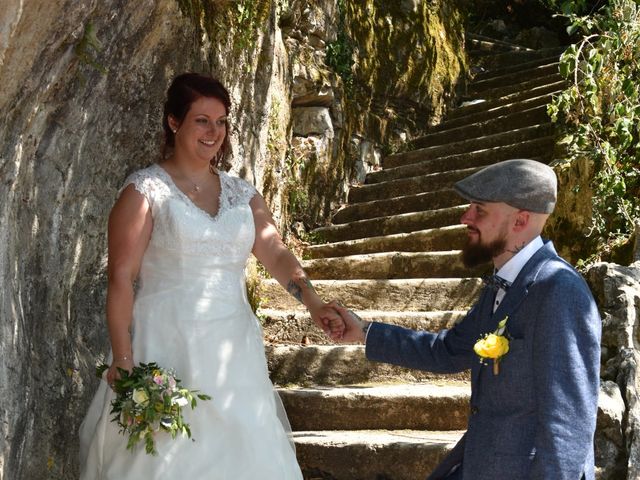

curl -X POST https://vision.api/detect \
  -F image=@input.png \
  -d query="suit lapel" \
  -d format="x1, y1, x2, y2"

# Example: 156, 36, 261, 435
489, 241, 558, 329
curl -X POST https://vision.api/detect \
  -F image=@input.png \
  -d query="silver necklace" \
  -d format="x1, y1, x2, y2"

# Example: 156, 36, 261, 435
189, 181, 200, 193
185, 171, 213, 194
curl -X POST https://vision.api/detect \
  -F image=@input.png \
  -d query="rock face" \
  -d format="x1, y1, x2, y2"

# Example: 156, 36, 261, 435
0, 1, 465, 478
544, 157, 596, 265
1, 3, 201, 479
587, 260, 640, 479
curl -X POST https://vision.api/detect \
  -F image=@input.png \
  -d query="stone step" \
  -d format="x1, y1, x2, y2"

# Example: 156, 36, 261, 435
302, 251, 479, 280
280, 384, 470, 431
448, 79, 565, 120
468, 48, 526, 57
259, 278, 483, 312
469, 61, 559, 94
349, 167, 477, 204
306, 225, 466, 259
332, 188, 464, 224
471, 46, 565, 71
261, 309, 465, 345
313, 205, 467, 243
462, 72, 562, 102
391, 123, 553, 168
367, 137, 553, 185
466, 33, 533, 53
431, 92, 558, 133
406, 104, 549, 150
294, 429, 464, 480
473, 53, 561, 82
267, 345, 470, 385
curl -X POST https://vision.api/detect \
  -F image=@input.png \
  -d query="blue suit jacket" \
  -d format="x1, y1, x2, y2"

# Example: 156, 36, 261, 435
366, 241, 601, 480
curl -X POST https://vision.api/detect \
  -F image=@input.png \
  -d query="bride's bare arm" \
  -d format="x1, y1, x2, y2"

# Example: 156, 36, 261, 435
250, 194, 344, 338
105, 185, 153, 384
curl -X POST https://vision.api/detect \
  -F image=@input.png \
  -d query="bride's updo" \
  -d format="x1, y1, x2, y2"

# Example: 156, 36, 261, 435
162, 73, 232, 170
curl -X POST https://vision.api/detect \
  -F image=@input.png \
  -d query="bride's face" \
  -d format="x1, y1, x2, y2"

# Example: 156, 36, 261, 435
169, 96, 228, 165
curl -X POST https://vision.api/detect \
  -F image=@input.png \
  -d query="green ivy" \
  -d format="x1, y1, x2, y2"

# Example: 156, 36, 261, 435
539, 0, 597, 16
176, 0, 269, 56
233, 0, 268, 52
284, 151, 310, 222
325, 0, 354, 89
547, 0, 640, 249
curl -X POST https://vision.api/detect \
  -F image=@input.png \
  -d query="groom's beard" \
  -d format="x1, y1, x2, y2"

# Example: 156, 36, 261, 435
461, 229, 507, 268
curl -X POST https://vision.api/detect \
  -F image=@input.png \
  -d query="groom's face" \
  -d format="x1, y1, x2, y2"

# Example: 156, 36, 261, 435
459, 201, 512, 267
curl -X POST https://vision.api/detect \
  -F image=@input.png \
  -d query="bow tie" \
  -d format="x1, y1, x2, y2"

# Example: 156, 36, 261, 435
483, 274, 511, 291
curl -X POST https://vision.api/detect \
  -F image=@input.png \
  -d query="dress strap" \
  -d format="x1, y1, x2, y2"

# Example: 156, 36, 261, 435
219, 171, 259, 213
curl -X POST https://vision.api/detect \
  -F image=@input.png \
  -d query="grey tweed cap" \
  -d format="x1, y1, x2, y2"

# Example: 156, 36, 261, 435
453, 159, 557, 213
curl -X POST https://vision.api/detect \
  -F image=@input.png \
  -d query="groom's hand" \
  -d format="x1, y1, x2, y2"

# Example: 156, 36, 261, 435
310, 302, 346, 340
328, 301, 369, 344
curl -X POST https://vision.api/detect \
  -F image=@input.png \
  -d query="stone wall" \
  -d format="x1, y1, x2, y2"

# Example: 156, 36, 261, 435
587, 255, 640, 479
0, 1, 465, 478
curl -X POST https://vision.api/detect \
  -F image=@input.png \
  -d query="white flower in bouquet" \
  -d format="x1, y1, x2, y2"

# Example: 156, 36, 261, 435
96, 362, 212, 455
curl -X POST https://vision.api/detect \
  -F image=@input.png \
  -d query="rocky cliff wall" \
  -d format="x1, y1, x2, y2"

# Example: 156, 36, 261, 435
0, 1, 465, 478
587, 256, 640, 480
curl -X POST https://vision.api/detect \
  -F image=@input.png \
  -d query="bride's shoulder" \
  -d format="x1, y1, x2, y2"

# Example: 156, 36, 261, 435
123, 163, 164, 182
220, 170, 259, 205
119, 164, 171, 204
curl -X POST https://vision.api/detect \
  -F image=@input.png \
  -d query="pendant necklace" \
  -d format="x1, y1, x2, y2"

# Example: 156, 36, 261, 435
187, 170, 213, 194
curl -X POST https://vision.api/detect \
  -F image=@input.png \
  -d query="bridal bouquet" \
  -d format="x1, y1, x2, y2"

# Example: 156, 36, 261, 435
96, 362, 212, 455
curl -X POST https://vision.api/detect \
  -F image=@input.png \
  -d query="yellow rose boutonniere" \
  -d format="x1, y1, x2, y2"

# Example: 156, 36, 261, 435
474, 316, 510, 375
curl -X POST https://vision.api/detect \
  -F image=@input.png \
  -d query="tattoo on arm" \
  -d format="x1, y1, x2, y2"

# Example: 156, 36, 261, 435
286, 276, 316, 304
303, 277, 316, 293
350, 310, 370, 335
361, 321, 370, 336
287, 280, 303, 303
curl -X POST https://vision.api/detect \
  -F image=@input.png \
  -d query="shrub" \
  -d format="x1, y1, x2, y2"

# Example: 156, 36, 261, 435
547, 0, 640, 252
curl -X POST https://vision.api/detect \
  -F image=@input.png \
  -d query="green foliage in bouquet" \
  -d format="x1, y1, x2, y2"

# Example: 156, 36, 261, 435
96, 362, 212, 455
547, 0, 640, 251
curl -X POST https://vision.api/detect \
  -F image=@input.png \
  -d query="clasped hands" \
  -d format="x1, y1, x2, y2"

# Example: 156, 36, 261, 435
309, 300, 367, 343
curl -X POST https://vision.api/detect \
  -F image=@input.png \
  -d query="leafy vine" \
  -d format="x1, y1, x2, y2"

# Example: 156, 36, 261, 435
547, 0, 640, 251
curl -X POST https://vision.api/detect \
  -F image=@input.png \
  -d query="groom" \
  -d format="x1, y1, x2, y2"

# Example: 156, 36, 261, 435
332, 159, 601, 480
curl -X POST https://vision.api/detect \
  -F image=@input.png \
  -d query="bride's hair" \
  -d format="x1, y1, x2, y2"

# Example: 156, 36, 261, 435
162, 73, 232, 170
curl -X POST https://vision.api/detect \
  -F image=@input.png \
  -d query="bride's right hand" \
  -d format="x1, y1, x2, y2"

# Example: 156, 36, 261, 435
106, 357, 134, 390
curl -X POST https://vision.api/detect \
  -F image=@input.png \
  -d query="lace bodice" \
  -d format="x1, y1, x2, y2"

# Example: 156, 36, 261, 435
121, 164, 258, 258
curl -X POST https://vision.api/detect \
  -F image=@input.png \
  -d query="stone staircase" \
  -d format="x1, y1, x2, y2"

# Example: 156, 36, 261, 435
260, 37, 565, 479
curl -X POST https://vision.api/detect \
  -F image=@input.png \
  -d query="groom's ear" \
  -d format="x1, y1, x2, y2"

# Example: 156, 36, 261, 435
512, 210, 530, 232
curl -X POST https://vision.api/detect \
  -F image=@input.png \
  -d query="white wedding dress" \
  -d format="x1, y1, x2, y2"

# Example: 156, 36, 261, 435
79, 164, 302, 479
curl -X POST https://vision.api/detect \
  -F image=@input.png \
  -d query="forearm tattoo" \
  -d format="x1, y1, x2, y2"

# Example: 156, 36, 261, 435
286, 280, 303, 303
286, 277, 315, 304
350, 310, 370, 335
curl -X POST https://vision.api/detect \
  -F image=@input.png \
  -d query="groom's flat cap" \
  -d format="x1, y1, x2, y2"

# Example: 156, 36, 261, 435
453, 159, 557, 213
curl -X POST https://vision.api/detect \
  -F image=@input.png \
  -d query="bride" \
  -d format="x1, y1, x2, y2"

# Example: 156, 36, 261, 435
79, 73, 344, 479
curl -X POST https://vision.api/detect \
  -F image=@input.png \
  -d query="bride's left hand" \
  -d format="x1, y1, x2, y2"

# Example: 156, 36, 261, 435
309, 303, 345, 340
106, 357, 134, 390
